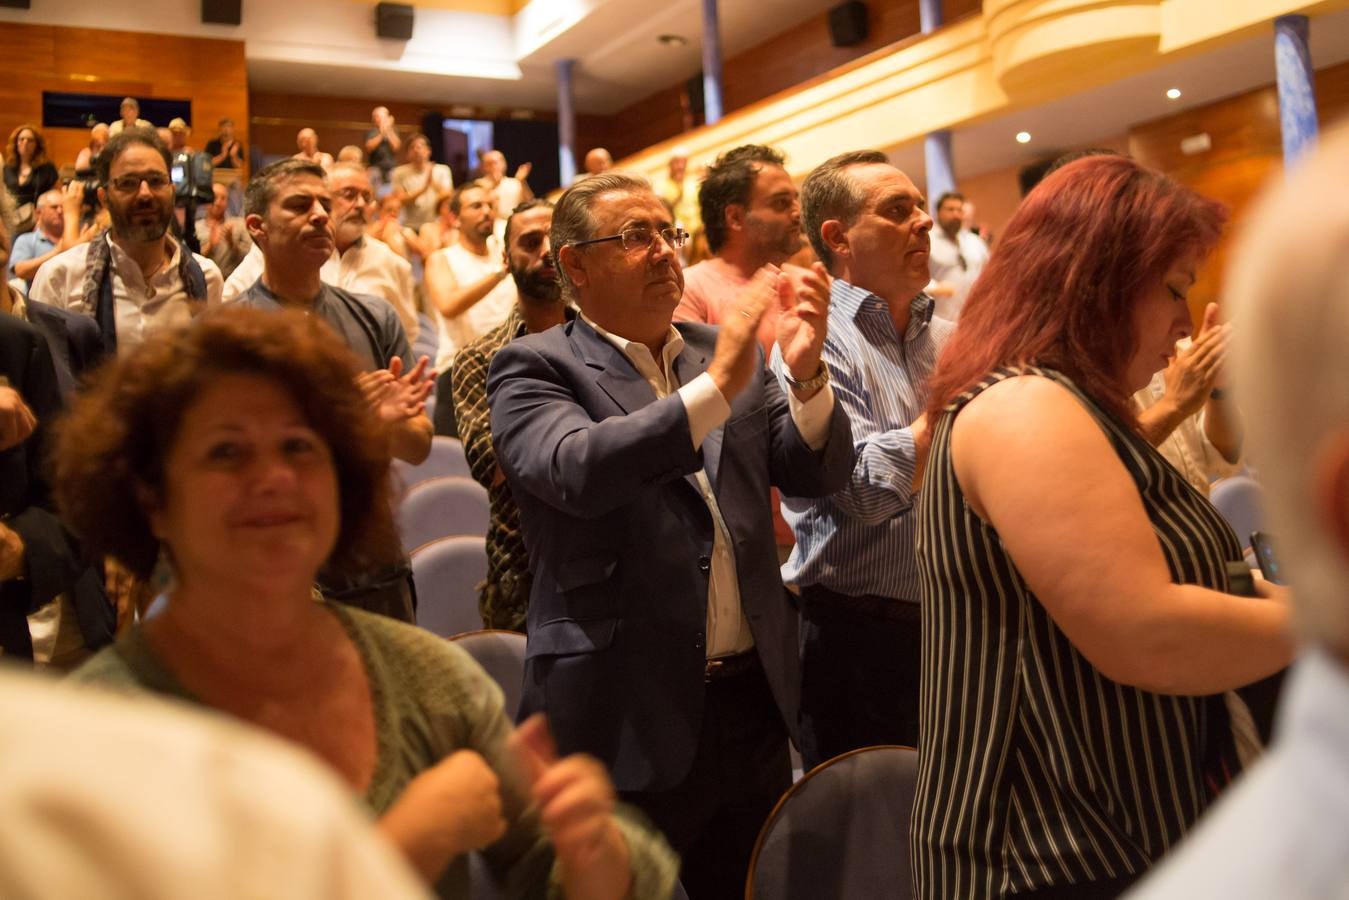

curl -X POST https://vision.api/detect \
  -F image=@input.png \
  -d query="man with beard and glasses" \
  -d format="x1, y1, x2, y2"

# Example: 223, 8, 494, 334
778, 150, 948, 769
424, 182, 516, 373
449, 199, 567, 630
31, 128, 222, 355
488, 173, 852, 899
675, 145, 804, 357
233, 158, 431, 622
222, 165, 416, 343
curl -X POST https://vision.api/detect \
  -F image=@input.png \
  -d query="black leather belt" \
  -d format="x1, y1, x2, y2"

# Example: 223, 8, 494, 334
705, 649, 760, 682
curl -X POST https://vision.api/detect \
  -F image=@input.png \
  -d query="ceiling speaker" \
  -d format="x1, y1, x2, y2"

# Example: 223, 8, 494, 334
828, 1, 869, 48
201, 0, 241, 25
376, 2, 415, 41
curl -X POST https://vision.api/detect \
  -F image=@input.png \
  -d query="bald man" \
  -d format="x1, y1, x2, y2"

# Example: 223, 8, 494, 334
292, 128, 334, 172
478, 149, 533, 221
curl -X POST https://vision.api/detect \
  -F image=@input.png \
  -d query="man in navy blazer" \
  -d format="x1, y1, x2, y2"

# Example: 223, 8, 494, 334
0, 315, 113, 661
488, 172, 852, 899
25, 298, 106, 396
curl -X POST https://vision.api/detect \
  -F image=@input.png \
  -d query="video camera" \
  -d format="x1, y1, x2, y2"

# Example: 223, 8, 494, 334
171, 151, 214, 207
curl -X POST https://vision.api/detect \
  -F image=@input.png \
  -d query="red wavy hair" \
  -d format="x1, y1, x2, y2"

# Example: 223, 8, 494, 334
925, 155, 1226, 426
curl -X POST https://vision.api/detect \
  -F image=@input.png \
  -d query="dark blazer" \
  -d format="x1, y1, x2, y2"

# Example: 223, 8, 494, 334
26, 299, 107, 396
0, 315, 113, 659
488, 317, 853, 791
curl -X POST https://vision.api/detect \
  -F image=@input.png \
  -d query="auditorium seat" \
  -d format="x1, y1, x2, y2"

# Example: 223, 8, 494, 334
747, 745, 918, 900
397, 474, 489, 552
1210, 474, 1265, 550
391, 436, 472, 495
410, 535, 488, 638
449, 630, 526, 718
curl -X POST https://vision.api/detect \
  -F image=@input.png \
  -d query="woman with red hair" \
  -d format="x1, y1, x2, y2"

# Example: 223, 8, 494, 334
910, 155, 1293, 900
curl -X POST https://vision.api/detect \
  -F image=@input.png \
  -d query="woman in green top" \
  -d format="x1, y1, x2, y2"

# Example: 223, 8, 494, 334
57, 308, 676, 899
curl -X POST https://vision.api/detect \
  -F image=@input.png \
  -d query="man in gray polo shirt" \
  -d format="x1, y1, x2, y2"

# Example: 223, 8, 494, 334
234, 158, 431, 621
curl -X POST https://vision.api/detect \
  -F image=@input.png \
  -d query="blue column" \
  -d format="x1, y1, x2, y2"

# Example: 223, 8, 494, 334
925, 130, 956, 202
556, 58, 577, 186
1274, 15, 1319, 166
918, 0, 943, 34
920, 0, 955, 198
701, 0, 725, 125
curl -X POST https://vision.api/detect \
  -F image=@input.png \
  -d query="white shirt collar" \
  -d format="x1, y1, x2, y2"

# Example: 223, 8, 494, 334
579, 310, 684, 383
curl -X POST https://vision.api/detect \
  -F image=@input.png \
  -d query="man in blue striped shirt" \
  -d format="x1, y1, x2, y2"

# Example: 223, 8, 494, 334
775, 150, 954, 769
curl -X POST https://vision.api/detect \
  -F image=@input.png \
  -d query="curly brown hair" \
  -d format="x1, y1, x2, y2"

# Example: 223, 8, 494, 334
52, 308, 400, 581
6, 123, 49, 169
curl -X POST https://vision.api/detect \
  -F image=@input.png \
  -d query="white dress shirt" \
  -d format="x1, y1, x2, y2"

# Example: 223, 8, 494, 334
582, 312, 834, 658
31, 234, 223, 353
926, 226, 989, 321
334, 236, 418, 341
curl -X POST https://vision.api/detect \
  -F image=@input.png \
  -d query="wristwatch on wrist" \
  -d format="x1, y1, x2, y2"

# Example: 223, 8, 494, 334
784, 363, 830, 392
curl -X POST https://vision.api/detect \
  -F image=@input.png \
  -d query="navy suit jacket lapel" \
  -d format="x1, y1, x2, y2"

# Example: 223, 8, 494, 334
571, 317, 726, 492
573, 318, 659, 415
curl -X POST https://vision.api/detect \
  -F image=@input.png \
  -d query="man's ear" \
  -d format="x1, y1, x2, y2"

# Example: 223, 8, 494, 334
820, 219, 848, 263
244, 213, 266, 245
725, 202, 746, 234
558, 244, 588, 290
1315, 430, 1349, 567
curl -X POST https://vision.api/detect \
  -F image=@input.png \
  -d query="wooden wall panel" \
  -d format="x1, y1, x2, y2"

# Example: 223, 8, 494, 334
577, 0, 981, 160
0, 22, 247, 177
247, 91, 559, 170
1129, 58, 1349, 319
248, 93, 449, 163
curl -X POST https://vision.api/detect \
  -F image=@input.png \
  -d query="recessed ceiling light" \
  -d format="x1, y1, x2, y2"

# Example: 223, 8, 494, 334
1166, 87, 1182, 100
1015, 131, 1032, 144
657, 34, 688, 47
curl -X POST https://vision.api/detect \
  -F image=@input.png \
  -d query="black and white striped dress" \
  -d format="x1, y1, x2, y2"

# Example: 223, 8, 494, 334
911, 367, 1243, 900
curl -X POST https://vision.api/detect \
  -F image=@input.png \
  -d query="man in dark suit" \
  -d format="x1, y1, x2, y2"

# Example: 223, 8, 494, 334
487, 172, 852, 899
1, 314, 113, 661
25, 299, 106, 396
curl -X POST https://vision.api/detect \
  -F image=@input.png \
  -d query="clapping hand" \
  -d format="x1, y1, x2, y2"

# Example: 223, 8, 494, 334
379, 749, 508, 882
357, 355, 433, 424
776, 261, 831, 398
0, 385, 37, 452
1162, 302, 1231, 417
509, 715, 633, 900
707, 266, 781, 401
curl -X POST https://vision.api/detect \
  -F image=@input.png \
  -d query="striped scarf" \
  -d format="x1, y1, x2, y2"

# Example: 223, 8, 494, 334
81, 233, 206, 353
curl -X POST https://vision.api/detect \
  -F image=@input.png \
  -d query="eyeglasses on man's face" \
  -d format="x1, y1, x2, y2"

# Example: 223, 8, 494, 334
108, 172, 172, 193
570, 224, 688, 253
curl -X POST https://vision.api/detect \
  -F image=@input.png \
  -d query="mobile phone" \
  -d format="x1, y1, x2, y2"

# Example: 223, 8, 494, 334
1250, 531, 1284, 585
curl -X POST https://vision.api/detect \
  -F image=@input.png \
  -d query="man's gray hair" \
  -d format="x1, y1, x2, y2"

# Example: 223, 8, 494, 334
800, 150, 888, 271
245, 158, 326, 218
1229, 122, 1349, 648
551, 171, 651, 301
329, 161, 368, 182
